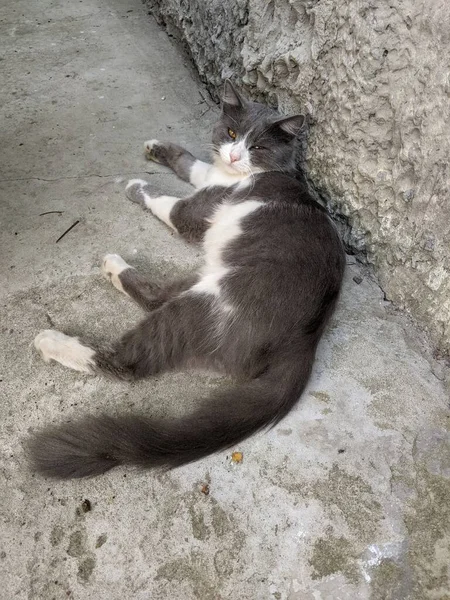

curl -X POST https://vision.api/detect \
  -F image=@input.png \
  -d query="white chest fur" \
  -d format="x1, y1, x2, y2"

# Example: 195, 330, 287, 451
190, 160, 248, 189
191, 200, 263, 297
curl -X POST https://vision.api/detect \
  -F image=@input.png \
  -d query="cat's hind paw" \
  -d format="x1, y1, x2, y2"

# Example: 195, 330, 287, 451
34, 330, 95, 373
101, 254, 133, 294
125, 179, 150, 207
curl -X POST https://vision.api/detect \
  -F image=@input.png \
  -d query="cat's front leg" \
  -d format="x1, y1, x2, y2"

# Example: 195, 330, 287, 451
126, 178, 180, 230
126, 179, 227, 242
144, 140, 211, 189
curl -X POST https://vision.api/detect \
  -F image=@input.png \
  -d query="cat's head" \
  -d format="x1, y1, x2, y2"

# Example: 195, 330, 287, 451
212, 80, 305, 176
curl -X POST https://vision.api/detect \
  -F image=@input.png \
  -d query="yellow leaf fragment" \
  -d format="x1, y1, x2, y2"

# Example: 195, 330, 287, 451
231, 451, 243, 464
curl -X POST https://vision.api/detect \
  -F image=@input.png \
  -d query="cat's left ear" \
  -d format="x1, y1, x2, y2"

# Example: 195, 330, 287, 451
222, 79, 246, 110
271, 115, 306, 138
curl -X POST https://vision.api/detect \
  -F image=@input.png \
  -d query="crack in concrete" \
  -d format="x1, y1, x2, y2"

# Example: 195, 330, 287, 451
0, 11, 104, 28
0, 171, 176, 183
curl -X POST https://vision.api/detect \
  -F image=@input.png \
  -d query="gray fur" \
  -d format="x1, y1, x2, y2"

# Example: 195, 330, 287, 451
125, 181, 149, 208
212, 81, 305, 174
28, 81, 345, 479
145, 140, 197, 183
119, 269, 198, 312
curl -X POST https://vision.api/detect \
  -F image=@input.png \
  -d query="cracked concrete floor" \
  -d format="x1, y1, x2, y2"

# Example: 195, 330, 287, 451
1, 0, 450, 598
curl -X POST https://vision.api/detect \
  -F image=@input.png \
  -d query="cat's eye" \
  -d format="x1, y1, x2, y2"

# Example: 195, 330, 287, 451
228, 128, 237, 139
250, 145, 264, 150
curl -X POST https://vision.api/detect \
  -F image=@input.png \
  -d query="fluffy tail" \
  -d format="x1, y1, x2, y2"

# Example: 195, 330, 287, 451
27, 356, 312, 479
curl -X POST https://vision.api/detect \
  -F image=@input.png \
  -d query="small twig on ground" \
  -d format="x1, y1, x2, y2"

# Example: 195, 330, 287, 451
55, 220, 80, 243
39, 210, 64, 216
45, 313, 55, 327
200, 106, 212, 117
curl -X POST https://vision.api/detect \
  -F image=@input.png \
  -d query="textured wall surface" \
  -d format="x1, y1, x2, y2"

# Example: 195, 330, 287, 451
146, 0, 450, 353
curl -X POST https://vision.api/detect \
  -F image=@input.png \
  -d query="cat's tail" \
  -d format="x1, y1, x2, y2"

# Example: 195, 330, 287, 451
27, 354, 313, 479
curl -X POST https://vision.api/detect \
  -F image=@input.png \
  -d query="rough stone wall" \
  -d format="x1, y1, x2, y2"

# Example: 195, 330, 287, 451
145, 0, 450, 353
146, 0, 249, 89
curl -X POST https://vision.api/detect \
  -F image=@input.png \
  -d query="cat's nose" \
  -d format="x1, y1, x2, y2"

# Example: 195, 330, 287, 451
230, 150, 241, 163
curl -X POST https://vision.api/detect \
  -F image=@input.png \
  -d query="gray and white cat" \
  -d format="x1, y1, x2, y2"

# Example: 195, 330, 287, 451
29, 81, 345, 479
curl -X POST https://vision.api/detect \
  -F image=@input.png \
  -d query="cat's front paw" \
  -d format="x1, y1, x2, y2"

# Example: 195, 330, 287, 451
144, 139, 168, 165
125, 179, 150, 208
144, 139, 160, 161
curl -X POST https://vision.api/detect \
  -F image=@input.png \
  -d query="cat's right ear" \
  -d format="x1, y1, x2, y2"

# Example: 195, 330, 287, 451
222, 79, 245, 111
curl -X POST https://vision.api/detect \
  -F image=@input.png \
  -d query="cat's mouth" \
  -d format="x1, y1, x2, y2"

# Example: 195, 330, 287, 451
215, 155, 250, 176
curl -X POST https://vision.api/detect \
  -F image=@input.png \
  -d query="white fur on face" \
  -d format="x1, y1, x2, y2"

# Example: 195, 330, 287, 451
218, 139, 252, 175
102, 254, 132, 294
191, 200, 263, 298
34, 330, 95, 373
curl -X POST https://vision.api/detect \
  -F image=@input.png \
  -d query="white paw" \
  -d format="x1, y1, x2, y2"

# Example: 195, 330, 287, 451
144, 139, 160, 159
101, 254, 133, 293
34, 330, 95, 373
125, 179, 152, 208
102, 253, 130, 277
126, 178, 148, 192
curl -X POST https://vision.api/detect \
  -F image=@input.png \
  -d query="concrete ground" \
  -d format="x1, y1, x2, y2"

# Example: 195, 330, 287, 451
1, 0, 449, 598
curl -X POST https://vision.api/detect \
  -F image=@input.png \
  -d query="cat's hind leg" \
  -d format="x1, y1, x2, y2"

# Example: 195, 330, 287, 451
144, 140, 212, 188
102, 253, 197, 312
34, 292, 216, 380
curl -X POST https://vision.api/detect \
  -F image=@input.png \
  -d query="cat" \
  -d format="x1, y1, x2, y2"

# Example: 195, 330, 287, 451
29, 80, 345, 479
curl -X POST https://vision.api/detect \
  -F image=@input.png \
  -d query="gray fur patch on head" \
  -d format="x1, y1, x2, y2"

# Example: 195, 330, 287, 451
212, 80, 305, 175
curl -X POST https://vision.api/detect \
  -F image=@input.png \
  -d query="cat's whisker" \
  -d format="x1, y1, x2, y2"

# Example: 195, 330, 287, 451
244, 168, 256, 195
208, 145, 220, 157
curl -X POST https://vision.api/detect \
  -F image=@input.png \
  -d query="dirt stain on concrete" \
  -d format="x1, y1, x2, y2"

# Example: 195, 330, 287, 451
156, 555, 219, 600
403, 465, 450, 598
309, 391, 331, 404
67, 530, 85, 558
95, 534, 107, 548
312, 464, 383, 542
188, 504, 210, 541
369, 559, 408, 600
309, 534, 359, 583
50, 525, 64, 547
66, 527, 96, 583
156, 494, 245, 597
78, 556, 96, 583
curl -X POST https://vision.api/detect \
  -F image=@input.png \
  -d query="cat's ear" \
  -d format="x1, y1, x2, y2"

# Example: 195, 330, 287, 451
271, 115, 305, 138
222, 79, 245, 110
